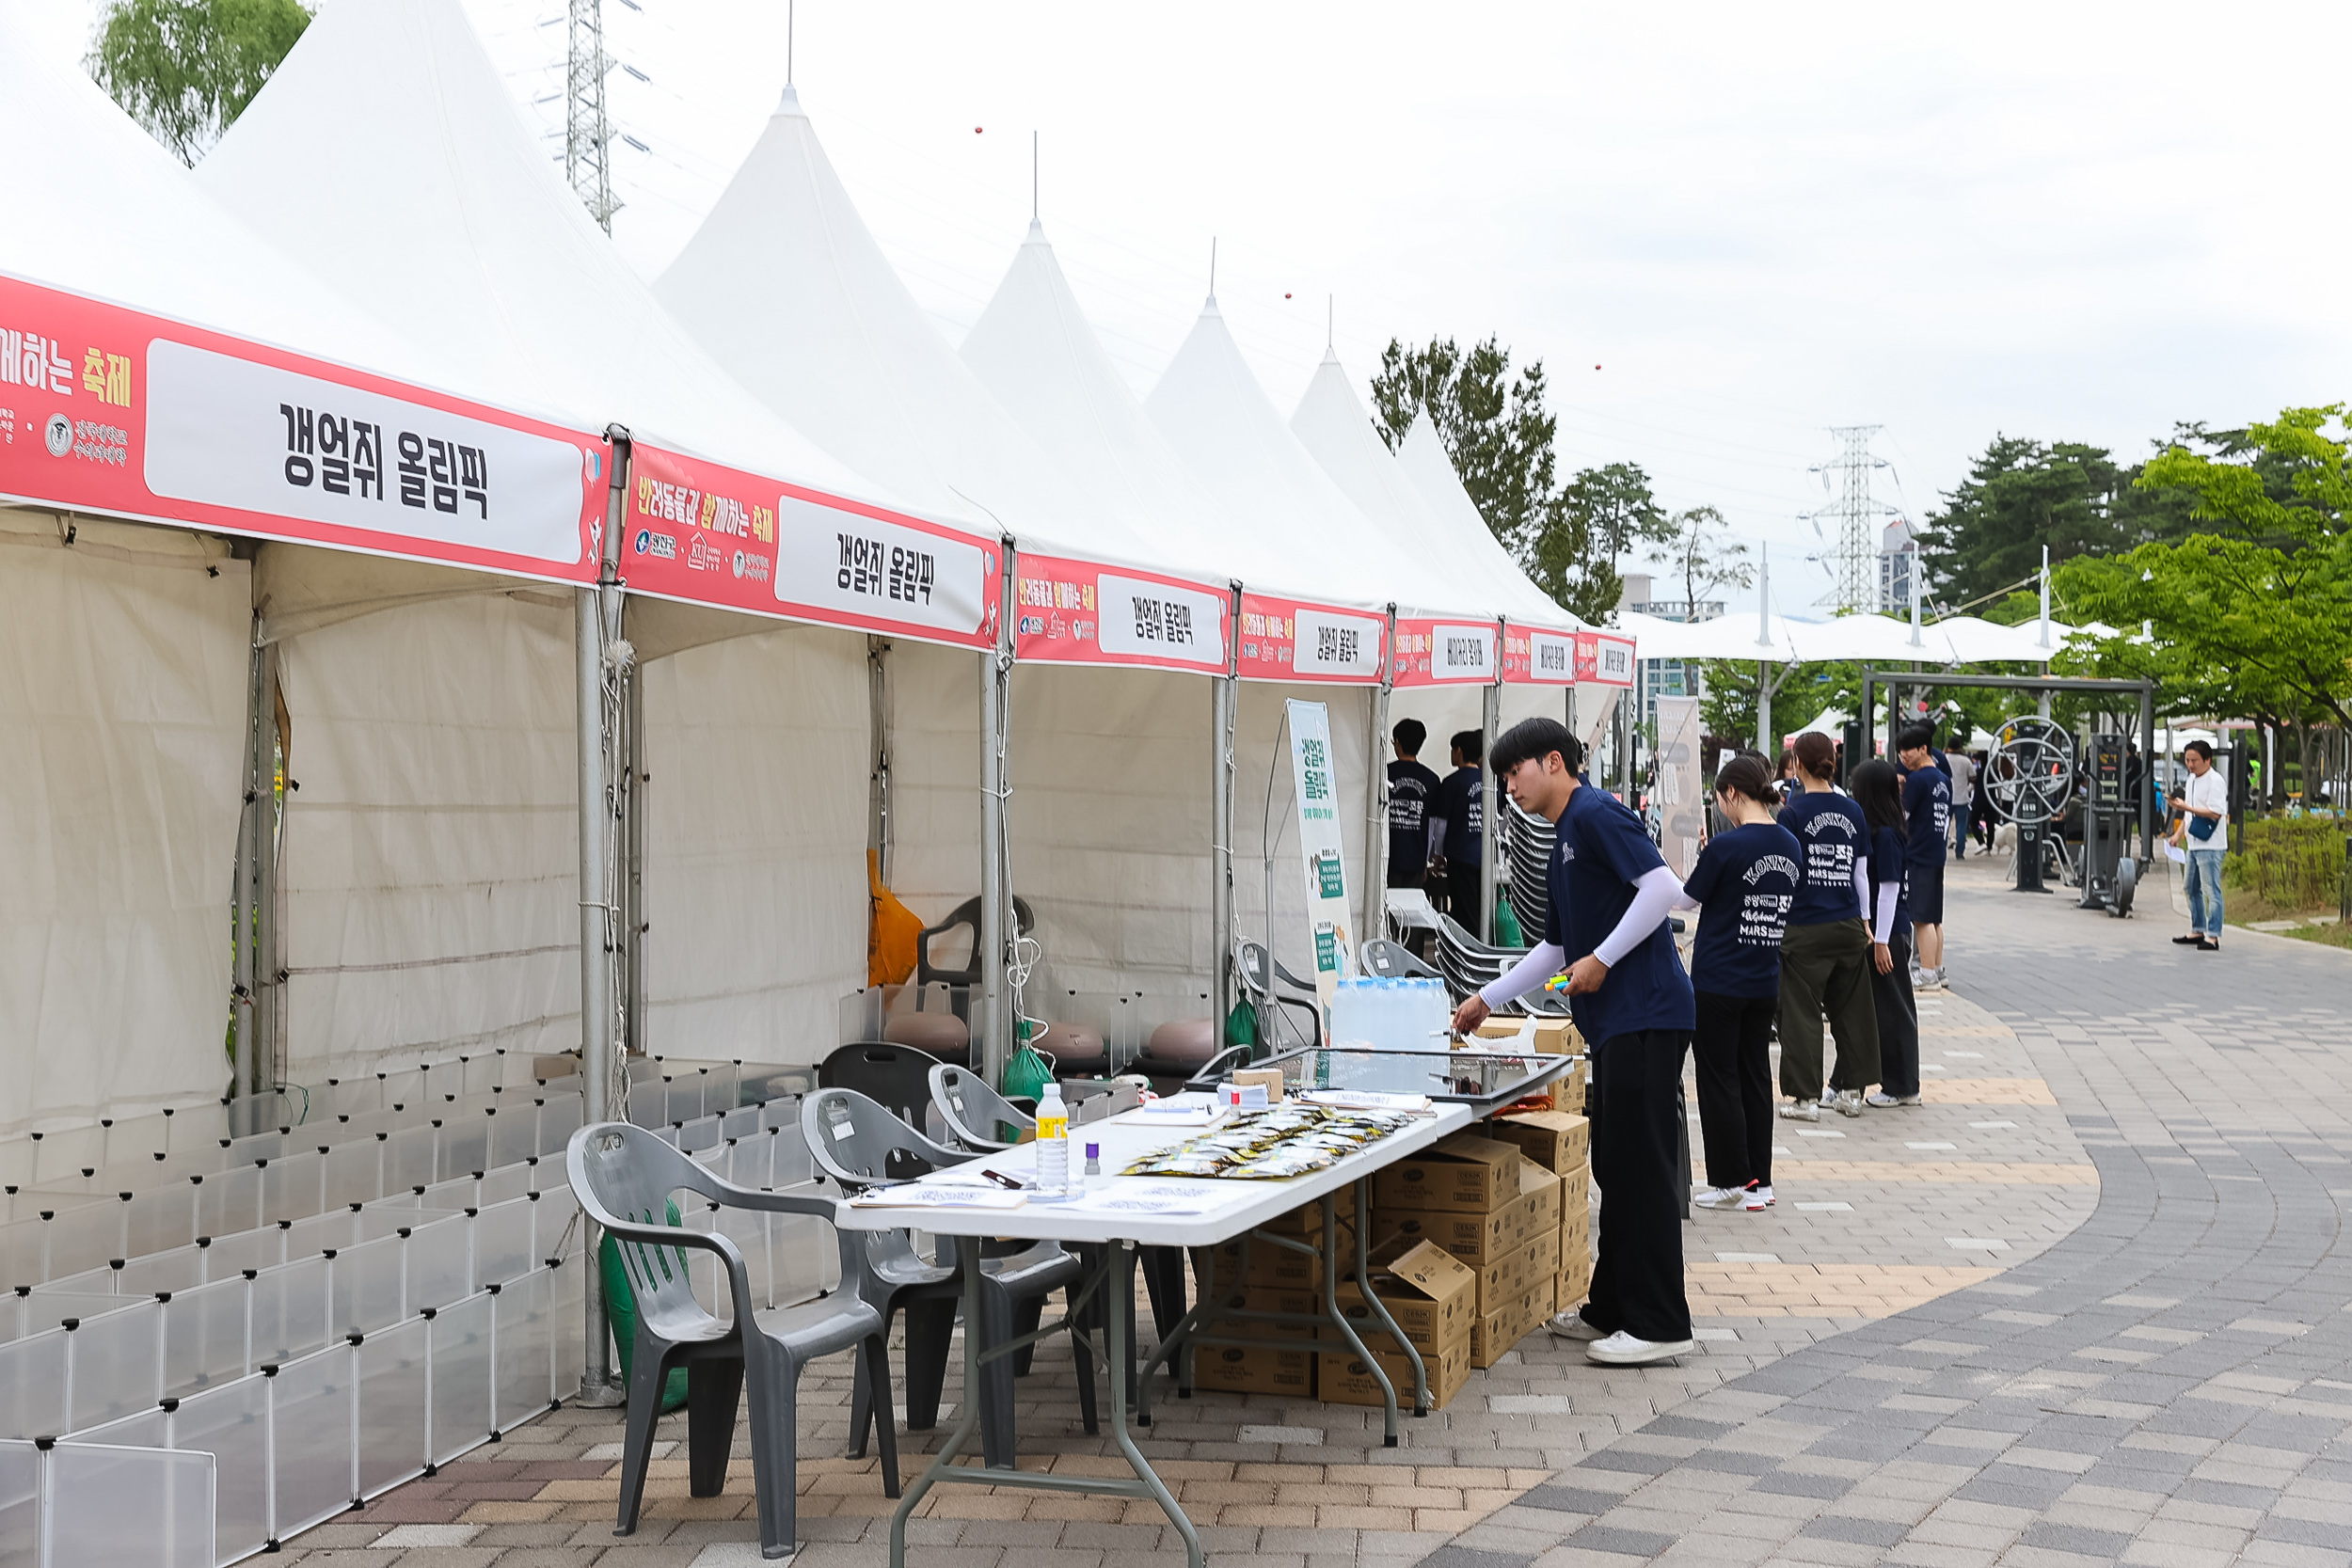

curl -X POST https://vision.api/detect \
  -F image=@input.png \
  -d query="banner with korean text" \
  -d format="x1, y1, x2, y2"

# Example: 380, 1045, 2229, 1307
1012, 553, 1231, 673
0, 274, 602, 580
623, 441, 1000, 650
1502, 623, 1579, 686
1391, 617, 1499, 689
1579, 631, 1637, 689
1236, 594, 1385, 685
1284, 698, 1357, 1012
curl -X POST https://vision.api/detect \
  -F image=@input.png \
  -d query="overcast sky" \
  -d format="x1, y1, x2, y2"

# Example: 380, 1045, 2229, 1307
34, 1, 2352, 615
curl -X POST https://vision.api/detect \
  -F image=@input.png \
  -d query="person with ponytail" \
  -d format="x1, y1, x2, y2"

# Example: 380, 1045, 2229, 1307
1774, 731, 1880, 1120
1849, 759, 1921, 1105
1670, 752, 1803, 1211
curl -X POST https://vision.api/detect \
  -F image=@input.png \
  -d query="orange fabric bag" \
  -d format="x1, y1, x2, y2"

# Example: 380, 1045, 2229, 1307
867, 849, 924, 988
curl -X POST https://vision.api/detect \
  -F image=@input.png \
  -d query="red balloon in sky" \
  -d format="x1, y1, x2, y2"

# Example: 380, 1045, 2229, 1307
975, 126, 983, 134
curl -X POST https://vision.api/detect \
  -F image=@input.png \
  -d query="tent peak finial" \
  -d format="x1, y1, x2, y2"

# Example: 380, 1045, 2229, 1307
1325, 295, 1336, 358
1024, 217, 1047, 244
776, 84, 805, 117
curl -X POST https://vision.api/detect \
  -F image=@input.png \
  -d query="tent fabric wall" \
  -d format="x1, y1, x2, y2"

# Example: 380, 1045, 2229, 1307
638, 626, 868, 1066
0, 508, 248, 1133
271, 579, 579, 1082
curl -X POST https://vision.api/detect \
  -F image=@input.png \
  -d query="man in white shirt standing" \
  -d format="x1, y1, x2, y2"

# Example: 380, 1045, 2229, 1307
2172, 739, 2229, 953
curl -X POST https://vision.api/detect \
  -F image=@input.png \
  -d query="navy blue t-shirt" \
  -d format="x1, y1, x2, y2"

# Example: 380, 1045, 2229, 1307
1386, 758, 1440, 883
1435, 767, 1483, 865
1868, 823, 1912, 937
1682, 822, 1804, 1000
1899, 758, 1950, 868
1778, 790, 1867, 927
1543, 784, 1696, 1042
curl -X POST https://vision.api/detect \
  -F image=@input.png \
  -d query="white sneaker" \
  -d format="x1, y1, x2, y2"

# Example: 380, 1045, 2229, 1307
1895, 1094, 1923, 1106
1546, 1311, 1607, 1341
1819, 1088, 1837, 1107
1692, 1185, 1747, 1210
1586, 1331, 1698, 1366
1743, 1184, 1774, 1210
1865, 1091, 1900, 1108
1777, 1099, 1820, 1123
1834, 1090, 1865, 1117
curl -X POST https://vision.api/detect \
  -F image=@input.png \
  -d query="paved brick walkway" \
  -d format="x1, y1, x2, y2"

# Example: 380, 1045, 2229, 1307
278, 856, 2349, 1566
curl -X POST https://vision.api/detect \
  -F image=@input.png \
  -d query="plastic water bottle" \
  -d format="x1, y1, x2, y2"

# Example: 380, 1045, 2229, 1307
1034, 1083, 1070, 1194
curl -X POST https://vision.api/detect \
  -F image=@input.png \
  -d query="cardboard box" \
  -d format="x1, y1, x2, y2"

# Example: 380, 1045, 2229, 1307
1332, 1240, 1477, 1351
1557, 1244, 1594, 1312
1472, 1224, 1559, 1310
1486, 1110, 1591, 1176
1559, 1162, 1592, 1222
1375, 1156, 1561, 1265
1530, 1019, 1579, 1054
1193, 1339, 1315, 1396
1374, 1133, 1528, 1213
1231, 1067, 1287, 1103
1472, 1019, 1524, 1040
1201, 1284, 1320, 1339
1472, 1275, 1555, 1368
1318, 1337, 1471, 1409
1202, 1222, 1357, 1291
1254, 1186, 1357, 1235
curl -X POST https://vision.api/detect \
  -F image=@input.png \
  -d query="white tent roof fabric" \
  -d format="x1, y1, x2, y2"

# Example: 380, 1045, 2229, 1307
655, 90, 1172, 575
196, 0, 894, 513
1617, 611, 2075, 667
1146, 300, 1434, 611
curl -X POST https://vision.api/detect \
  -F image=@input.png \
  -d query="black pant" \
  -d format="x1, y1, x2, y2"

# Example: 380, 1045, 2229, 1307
1581, 1028, 1693, 1344
1692, 991, 1775, 1190
1872, 929, 1920, 1096
1445, 863, 1484, 942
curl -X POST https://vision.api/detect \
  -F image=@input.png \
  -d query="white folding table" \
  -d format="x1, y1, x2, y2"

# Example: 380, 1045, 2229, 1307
834, 1101, 1474, 1568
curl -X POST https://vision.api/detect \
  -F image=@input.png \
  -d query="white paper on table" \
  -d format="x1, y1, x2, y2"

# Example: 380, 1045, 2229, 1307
846, 1186, 1028, 1211
1299, 1089, 1433, 1112
1062, 1182, 1216, 1216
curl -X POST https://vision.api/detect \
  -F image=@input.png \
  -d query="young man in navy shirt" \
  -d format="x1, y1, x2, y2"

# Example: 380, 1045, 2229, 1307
1895, 722, 1950, 989
1452, 717, 1697, 1367
1429, 729, 1486, 939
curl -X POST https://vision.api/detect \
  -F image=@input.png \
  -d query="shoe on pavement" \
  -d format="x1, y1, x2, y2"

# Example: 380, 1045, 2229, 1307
1546, 1311, 1608, 1341
1692, 1185, 1747, 1210
1865, 1091, 1901, 1108
2197, 938, 2221, 952
1897, 1094, 1923, 1105
1819, 1088, 1836, 1107
1834, 1089, 1865, 1117
2171, 933, 2201, 945
1743, 1183, 1774, 1210
1587, 1331, 1698, 1366
1777, 1099, 1820, 1123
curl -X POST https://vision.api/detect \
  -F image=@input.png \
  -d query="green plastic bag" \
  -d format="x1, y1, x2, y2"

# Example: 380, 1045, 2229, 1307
1224, 999, 1259, 1053
600, 1198, 691, 1413
1493, 890, 1524, 948
1001, 1040, 1054, 1104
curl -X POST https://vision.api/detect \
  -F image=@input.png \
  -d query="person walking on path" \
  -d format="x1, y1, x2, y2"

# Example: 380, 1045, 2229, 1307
1671, 752, 1801, 1212
1429, 729, 1486, 940
2174, 738, 2229, 952
1969, 749, 1997, 852
1896, 722, 1951, 989
1452, 718, 1697, 1368
1945, 745, 1977, 862
1851, 759, 1922, 1107
1774, 731, 1879, 1121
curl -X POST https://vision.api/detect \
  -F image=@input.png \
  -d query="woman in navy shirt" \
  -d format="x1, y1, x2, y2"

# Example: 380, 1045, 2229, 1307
1774, 732, 1880, 1121
1674, 752, 1802, 1211
1851, 759, 1921, 1106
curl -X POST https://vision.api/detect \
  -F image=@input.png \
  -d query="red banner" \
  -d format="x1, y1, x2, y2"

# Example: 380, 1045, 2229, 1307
0, 273, 603, 581
622, 442, 1000, 649
1580, 630, 1637, 688
1013, 554, 1231, 673
1502, 624, 1579, 685
1391, 616, 1499, 689
1236, 593, 1385, 685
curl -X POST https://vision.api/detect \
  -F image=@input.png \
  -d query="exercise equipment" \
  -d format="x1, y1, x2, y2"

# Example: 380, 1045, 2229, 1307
2076, 732, 2137, 917
1986, 717, 2074, 895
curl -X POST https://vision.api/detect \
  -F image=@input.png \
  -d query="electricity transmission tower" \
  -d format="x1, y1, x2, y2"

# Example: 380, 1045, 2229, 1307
565, 0, 620, 232
1803, 424, 1898, 614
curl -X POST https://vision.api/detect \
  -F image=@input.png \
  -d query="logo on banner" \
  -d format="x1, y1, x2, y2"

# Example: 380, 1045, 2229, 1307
43, 412, 72, 457
633, 529, 675, 561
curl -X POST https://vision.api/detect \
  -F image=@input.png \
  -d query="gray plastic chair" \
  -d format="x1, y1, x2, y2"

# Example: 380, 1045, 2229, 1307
567, 1121, 896, 1560
802, 1087, 1095, 1469
1360, 937, 1442, 980
928, 1064, 1032, 1152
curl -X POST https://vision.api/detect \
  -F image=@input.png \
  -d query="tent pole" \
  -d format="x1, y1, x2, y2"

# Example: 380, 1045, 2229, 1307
2138, 682, 2156, 861
1479, 666, 1501, 943
230, 623, 264, 1132
978, 543, 1016, 1088
623, 653, 646, 1058
576, 428, 631, 1408
868, 636, 892, 884
1359, 606, 1396, 958
253, 641, 282, 1110
1757, 660, 1772, 758
1212, 586, 1240, 1025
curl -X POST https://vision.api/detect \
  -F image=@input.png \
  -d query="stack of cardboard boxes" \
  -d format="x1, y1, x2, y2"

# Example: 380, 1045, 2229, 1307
1371, 1126, 1576, 1370
1186, 1183, 1357, 1399
1486, 1107, 1593, 1316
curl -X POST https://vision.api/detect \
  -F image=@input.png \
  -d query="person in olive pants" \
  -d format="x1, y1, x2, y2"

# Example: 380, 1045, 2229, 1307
1772, 733, 1880, 1117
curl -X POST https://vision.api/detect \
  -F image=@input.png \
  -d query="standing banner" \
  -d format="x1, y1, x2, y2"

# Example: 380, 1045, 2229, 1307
1237, 593, 1385, 684
1012, 553, 1231, 673
1284, 699, 1356, 1014
623, 440, 1000, 649
0, 274, 603, 580
1654, 695, 1705, 877
1391, 617, 1499, 688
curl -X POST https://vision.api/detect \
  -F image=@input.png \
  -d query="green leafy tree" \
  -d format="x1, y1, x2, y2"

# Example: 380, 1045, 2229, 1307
1654, 503, 1753, 618
1550, 463, 1675, 622
1917, 434, 2201, 609
2057, 405, 2352, 734
87, 0, 311, 166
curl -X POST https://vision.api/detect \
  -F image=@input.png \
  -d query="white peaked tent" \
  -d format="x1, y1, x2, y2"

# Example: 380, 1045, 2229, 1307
0, 15, 522, 1134
197, 0, 898, 1080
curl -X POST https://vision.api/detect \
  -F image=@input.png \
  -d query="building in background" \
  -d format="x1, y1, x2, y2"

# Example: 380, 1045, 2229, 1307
1621, 573, 1724, 726
1879, 517, 1917, 614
